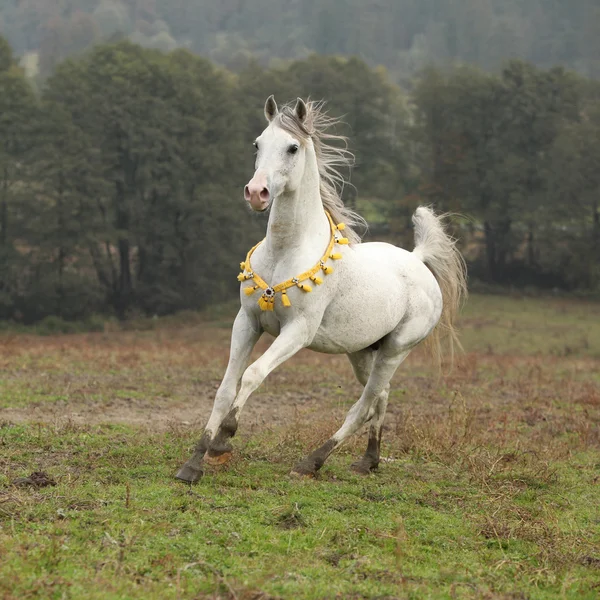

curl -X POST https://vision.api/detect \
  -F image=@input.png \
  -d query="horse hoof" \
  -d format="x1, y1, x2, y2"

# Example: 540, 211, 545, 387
175, 463, 203, 483
204, 451, 233, 466
350, 460, 377, 475
289, 465, 316, 479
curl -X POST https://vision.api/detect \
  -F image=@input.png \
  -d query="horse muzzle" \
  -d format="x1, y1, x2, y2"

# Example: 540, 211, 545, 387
244, 171, 271, 212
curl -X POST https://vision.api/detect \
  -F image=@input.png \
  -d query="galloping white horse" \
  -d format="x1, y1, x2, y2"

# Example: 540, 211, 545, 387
176, 97, 467, 483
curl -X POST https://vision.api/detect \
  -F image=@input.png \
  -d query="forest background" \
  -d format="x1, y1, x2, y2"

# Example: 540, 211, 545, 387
0, 0, 599, 323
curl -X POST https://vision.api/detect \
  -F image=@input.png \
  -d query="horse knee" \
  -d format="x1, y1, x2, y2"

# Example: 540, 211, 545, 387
240, 364, 265, 393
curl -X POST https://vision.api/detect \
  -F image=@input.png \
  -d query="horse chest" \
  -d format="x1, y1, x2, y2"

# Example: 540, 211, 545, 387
258, 311, 282, 337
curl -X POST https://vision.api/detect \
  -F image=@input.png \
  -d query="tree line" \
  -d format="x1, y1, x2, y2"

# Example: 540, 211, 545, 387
0, 36, 599, 324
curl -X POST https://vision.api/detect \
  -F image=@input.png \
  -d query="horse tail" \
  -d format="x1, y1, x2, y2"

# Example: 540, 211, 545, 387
412, 206, 468, 369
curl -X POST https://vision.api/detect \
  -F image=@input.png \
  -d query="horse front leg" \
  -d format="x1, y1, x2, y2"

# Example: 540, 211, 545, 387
176, 318, 312, 483
176, 309, 262, 483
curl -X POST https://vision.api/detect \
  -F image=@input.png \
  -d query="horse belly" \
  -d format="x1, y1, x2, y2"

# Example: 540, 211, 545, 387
308, 269, 410, 354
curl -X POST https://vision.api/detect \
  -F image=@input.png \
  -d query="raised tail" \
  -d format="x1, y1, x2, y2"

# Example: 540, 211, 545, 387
412, 206, 468, 368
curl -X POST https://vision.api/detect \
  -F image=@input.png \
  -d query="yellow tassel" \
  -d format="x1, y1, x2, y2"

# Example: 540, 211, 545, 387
322, 264, 333, 275
297, 283, 312, 292
281, 291, 291, 307
244, 286, 257, 296
330, 252, 342, 260
240, 261, 246, 270
310, 275, 323, 285
258, 296, 270, 311
337, 223, 346, 231
337, 237, 349, 245
237, 273, 246, 282
268, 297, 275, 311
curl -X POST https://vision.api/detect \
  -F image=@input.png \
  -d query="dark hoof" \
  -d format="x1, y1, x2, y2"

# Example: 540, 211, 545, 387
350, 459, 378, 475
204, 450, 233, 466
290, 463, 317, 479
175, 462, 204, 483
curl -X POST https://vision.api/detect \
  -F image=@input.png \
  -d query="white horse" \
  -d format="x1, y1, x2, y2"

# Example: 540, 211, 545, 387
176, 97, 467, 483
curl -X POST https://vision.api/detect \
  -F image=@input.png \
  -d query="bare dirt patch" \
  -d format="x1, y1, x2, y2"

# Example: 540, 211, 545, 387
0, 327, 361, 430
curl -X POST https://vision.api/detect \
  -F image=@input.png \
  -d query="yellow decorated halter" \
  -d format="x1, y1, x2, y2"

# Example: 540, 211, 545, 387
237, 211, 348, 311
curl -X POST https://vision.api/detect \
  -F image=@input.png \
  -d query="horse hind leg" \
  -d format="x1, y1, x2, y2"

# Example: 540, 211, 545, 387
345, 349, 389, 474
347, 314, 438, 475
350, 385, 389, 475
291, 347, 409, 478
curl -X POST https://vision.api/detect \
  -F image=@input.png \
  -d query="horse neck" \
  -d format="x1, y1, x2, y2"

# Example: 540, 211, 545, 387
265, 151, 329, 255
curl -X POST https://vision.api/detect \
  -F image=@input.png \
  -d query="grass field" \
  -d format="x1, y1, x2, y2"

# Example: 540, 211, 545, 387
1, 294, 599, 599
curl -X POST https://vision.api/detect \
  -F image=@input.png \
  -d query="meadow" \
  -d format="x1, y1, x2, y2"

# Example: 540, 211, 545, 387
0, 293, 599, 599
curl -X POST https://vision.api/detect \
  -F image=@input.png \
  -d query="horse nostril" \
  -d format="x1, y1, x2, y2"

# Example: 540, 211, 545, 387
260, 187, 270, 201
244, 185, 251, 201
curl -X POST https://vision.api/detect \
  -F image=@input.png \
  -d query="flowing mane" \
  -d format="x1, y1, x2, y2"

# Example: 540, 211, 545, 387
274, 100, 366, 244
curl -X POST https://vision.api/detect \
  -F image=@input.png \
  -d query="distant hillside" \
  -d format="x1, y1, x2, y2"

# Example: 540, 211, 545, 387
1, 0, 598, 81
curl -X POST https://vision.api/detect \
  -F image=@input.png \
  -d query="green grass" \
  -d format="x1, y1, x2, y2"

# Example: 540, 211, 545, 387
460, 294, 600, 358
1, 423, 598, 600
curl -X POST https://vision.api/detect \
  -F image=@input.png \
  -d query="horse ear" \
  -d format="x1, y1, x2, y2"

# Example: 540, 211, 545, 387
295, 98, 307, 123
264, 95, 278, 122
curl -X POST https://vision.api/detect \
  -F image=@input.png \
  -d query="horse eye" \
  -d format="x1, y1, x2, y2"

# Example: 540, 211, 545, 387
288, 144, 299, 154
253, 141, 258, 150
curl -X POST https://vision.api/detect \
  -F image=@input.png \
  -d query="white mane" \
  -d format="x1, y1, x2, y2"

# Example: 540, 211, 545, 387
274, 100, 366, 244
